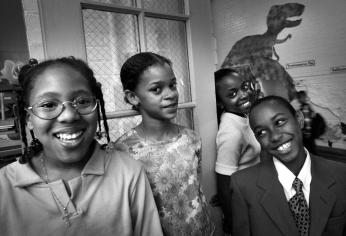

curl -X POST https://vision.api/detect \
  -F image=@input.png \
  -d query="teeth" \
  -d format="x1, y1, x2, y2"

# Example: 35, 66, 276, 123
277, 141, 291, 151
56, 131, 83, 140
241, 101, 250, 107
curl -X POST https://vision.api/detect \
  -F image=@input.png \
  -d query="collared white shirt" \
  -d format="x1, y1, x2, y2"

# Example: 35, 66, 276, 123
273, 150, 312, 206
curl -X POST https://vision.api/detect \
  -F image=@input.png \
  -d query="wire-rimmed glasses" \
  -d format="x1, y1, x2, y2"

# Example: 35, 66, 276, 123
26, 96, 98, 120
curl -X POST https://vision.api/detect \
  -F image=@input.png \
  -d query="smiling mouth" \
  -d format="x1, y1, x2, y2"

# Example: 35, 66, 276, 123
275, 141, 292, 154
54, 130, 84, 143
239, 100, 251, 108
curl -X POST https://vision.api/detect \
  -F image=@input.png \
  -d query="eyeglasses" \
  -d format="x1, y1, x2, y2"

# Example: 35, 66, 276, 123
26, 96, 98, 120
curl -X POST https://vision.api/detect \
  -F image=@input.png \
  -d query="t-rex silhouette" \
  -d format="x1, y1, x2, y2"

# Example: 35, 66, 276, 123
221, 3, 305, 100
222, 3, 305, 65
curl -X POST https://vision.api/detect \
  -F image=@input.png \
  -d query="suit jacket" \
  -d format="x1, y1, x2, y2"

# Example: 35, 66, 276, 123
230, 154, 346, 236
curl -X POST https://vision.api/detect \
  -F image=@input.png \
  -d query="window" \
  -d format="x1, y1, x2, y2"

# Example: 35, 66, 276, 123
81, 0, 194, 142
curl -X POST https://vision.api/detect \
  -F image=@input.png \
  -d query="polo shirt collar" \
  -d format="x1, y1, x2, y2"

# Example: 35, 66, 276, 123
14, 141, 106, 187
81, 142, 106, 176
14, 162, 44, 187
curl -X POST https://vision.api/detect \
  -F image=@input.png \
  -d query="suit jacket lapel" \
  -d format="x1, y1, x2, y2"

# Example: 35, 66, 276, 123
258, 160, 299, 236
309, 155, 336, 236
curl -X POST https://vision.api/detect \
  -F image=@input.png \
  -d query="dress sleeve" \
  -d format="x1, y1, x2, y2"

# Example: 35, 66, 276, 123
130, 166, 163, 236
230, 175, 251, 236
215, 126, 242, 176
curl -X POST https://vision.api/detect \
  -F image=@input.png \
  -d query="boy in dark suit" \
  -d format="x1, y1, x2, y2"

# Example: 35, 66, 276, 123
230, 96, 346, 236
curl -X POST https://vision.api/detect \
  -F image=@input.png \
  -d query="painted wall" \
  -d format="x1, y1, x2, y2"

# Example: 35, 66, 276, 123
212, 0, 346, 149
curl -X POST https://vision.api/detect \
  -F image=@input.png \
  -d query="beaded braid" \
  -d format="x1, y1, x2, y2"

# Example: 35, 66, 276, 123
95, 82, 110, 143
17, 57, 110, 164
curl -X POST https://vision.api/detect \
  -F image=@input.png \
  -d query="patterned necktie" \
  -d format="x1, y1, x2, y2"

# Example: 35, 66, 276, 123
288, 177, 310, 236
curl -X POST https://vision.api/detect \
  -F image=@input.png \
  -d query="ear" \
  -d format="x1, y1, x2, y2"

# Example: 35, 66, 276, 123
26, 112, 34, 130
295, 110, 305, 129
124, 90, 139, 107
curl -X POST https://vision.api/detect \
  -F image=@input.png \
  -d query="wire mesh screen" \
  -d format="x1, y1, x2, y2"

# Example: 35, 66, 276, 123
143, 0, 184, 14
175, 108, 194, 130
145, 17, 191, 103
82, 9, 139, 112
99, 108, 194, 143
82, 6, 194, 143
102, 115, 142, 142
88, 0, 135, 7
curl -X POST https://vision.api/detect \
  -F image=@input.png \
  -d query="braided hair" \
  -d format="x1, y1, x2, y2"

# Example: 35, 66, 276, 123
17, 57, 110, 164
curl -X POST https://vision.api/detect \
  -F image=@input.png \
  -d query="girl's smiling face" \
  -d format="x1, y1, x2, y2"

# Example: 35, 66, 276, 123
216, 73, 253, 115
131, 63, 179, 121
26, 65, 98, 165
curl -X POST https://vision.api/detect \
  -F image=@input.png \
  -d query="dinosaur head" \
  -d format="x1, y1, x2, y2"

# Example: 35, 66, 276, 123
266, 3, 305, 35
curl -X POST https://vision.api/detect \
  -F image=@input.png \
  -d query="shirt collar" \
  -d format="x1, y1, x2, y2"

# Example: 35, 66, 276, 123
14, 162, 44, 187
222, 112, 248, 123
81, 142, 105, 176
273, 149, 311, 193
14, 142, 105, 187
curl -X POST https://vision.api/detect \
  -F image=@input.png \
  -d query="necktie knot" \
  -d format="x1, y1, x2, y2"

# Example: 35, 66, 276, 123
292, 177, 303, 193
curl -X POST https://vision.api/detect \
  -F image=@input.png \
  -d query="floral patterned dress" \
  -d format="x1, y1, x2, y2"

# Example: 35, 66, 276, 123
115, 127, 214, 236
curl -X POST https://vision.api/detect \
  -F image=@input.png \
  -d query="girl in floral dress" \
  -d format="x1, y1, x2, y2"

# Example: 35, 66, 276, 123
115, 52, 215, 236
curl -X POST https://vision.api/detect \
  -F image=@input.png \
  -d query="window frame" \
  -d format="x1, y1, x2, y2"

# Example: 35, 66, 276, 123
80, 0, 197, 122
36, 0, 219, 206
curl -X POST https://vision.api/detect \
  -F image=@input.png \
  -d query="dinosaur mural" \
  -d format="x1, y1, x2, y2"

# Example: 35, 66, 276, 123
222, 3, 305, 100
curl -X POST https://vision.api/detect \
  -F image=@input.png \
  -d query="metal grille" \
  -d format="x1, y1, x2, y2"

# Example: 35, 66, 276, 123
82, 3, 193, 143
102, 115, 142, 142
100, 108, 193, 143
88, 0, 135, 7
82, 9, 139, 113
145, 17, 191, 103
143, 0, 184, 14
175, 108, 193, 129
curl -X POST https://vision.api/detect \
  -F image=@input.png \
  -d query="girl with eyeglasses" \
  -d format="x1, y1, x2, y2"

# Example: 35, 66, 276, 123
213, 68, 261, 235
0, 57, 163, 236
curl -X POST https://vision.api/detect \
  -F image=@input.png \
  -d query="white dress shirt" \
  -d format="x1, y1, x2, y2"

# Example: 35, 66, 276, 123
273, 150, 312, 206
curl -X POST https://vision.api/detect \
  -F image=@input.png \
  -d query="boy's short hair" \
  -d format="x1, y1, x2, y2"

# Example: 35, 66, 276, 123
249, 95, 297, 117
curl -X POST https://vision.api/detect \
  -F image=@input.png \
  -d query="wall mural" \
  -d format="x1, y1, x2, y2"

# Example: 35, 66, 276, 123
221, 2, 305, 101
220, 2, 346, 151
